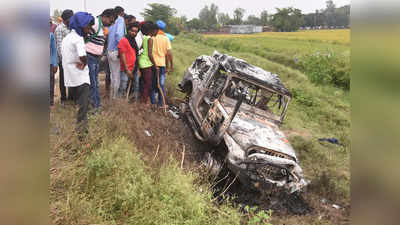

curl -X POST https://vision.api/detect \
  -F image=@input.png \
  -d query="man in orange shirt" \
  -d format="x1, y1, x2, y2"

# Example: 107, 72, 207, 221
149, 21, 174, 109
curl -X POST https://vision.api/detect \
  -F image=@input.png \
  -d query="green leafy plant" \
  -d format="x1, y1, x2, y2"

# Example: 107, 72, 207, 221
245, 205, 273, 225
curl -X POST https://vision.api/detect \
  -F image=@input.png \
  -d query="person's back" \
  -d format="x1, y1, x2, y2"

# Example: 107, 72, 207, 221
139, 35, 152, 69
61, 30, 90, 87
152, 34, 171, 67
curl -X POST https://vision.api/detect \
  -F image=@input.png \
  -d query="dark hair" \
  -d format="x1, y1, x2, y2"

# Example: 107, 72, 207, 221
141, 22, 149, 35
131, 15, 136, 20
61, 9, 74, 21
127, 22, 139, 32
151, 23, 159, 32
124, 15, 135, 22
114, 6, 124, 15
100, 8, 114, 18
142, 21, 155, 35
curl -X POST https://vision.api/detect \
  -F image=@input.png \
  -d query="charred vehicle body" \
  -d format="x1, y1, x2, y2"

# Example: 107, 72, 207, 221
178, 51, 308, 193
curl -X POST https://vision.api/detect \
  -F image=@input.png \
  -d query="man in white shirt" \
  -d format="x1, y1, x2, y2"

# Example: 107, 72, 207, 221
61, 12, 94, 137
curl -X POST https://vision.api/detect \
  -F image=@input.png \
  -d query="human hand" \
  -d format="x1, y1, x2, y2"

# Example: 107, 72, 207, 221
76, 62, 85, 70
126, 70, 133, 79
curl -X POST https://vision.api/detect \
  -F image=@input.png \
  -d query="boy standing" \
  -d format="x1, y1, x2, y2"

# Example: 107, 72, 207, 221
61, 12, 94, 136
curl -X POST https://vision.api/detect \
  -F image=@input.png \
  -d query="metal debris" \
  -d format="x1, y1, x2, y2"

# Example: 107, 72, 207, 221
178, 51, 307, 193
144, 130, 152, 137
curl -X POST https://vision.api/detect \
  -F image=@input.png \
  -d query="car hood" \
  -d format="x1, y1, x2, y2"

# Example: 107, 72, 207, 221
227, 114, 297, 160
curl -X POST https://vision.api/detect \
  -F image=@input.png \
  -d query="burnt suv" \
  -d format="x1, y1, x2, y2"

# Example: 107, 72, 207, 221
178, 51, 307, 193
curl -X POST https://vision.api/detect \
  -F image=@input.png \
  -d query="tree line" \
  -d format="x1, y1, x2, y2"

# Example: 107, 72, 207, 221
186, 0, 350, 32
52, 1, 350, 34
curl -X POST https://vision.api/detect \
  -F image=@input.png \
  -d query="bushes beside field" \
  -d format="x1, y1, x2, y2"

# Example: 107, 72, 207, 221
181, 32, 350, 90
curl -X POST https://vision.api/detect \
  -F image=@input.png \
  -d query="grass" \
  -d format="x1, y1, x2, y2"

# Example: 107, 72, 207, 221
52, 137, 242, 225
50, 29, 350, 225
186, 30, 350, 90
50, 102, 247, 225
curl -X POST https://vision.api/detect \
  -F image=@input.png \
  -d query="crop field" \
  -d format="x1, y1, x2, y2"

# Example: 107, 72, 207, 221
50, 30, 350, 225
206, 29, 350, 45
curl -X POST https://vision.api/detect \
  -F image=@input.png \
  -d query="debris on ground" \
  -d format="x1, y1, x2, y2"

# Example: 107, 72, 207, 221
144, 130, 152, 137
318, 138, 343, 146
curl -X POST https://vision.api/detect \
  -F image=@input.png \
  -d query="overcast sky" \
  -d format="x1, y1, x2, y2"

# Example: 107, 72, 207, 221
50, 0, 350, 21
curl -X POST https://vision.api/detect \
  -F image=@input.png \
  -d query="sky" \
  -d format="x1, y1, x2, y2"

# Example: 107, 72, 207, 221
50, 0, 350, 21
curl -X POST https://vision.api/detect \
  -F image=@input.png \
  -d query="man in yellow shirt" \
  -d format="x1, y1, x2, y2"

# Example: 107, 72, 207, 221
150, 21, 174, 108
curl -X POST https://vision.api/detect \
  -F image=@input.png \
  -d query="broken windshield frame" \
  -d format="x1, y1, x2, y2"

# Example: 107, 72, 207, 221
210, 72, 290, 124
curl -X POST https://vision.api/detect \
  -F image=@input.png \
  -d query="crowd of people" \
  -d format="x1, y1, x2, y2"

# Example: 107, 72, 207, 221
49, 6, 174, 137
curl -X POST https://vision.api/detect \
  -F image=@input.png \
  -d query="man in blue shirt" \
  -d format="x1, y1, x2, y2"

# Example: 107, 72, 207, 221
50, 32, 58, 108
107, 6, 125, 99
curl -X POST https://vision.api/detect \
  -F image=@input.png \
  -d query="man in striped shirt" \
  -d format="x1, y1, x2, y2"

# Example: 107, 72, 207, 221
85, 9, 114, 111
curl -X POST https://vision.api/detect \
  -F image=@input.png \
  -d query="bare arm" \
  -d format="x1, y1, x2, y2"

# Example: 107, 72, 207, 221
148, 38, 157, 68
120, 52, 132, 78
167, 49, 174, 72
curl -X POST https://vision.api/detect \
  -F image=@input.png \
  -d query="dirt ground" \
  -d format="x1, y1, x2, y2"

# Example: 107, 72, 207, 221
51, 72, 349, 224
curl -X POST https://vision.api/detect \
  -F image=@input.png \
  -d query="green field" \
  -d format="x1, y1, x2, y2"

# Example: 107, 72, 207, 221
50, 30, 350, 225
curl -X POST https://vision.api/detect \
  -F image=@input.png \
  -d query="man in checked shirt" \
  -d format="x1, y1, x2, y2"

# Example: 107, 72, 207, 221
54, 9, 74, 104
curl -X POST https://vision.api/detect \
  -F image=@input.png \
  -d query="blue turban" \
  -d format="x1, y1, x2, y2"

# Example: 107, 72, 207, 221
69, 12, 94, 37
156, 20, 166, 30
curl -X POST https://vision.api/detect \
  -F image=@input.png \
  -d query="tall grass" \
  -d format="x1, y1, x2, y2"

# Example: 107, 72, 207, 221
51, 136, 243, 225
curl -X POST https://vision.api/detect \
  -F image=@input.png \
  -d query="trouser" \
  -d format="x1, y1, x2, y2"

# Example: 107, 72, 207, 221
70, 83, 90, 134
50, 65, 54, 106
150, 66, 166, 107
107, 50, 120, 99
58, 61, 73, 101
140, 67, 152, 104
88, 54, 101, 108
119, 71, 129, 97
58, 62, 67, 101
99, 55, 111, 97
105, 60, 111, 97
126, 70, 140, 99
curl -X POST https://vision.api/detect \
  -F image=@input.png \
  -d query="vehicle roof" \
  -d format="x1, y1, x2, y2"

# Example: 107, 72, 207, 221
212, 51, 291, 96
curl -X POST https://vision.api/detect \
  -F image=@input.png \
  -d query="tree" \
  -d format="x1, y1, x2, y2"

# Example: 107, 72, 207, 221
324, 0, 336, 27
335, 5, 350, 27
186, 18, 202, 31
271, 7, 304, 32
260, 10, 269, 26
198, 4, 219, 31
141, 3, 178, 34
233, 8, 245, 25
245, 15, 261, 25
218, 13, 231, 26
52, 9, 62, 23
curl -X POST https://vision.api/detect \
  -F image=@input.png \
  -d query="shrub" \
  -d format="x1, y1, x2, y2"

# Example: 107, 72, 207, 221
300, 52, 350, 90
